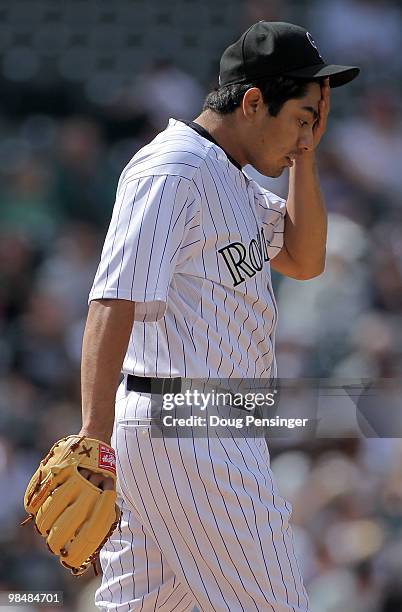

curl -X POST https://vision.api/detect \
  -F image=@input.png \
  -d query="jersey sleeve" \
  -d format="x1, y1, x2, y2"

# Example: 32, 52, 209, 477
252, 182, 286, 260
89, 172, 196, 321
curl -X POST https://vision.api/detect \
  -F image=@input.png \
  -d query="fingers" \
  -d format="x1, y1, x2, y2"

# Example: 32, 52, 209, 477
78, 467, 114, 491
311, 79, 330, 149
317, 78, 330, 127
322, 77, 330, 112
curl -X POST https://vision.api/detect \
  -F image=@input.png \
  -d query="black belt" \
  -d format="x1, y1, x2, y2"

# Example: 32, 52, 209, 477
126, 375, 182, 395
126, 375, 253, 414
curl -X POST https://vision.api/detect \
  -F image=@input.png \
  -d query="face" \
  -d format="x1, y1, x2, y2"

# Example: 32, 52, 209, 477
241, 82, 322, 177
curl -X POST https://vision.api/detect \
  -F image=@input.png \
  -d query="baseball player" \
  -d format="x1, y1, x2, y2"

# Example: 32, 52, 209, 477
25, 21, 359, 612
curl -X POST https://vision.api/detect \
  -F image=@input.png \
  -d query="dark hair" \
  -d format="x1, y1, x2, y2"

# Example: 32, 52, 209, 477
203, 76, 318, 117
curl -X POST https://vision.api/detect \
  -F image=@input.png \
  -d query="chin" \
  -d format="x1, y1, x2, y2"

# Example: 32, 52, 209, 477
264, 166, 284, 178
252, 162, 284, 178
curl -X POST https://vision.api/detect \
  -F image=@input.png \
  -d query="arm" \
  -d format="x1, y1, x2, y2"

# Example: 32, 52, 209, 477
271, 79, 330, 280
79, 298, 135, 445
271, 152, 327, 280
22, 298, 133, 564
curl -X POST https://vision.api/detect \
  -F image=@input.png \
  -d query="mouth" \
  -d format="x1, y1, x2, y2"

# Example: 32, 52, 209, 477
285, 156, 294, 168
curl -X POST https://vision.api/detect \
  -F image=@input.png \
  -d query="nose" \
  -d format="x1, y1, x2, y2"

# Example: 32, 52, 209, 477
298, 128, 314, 153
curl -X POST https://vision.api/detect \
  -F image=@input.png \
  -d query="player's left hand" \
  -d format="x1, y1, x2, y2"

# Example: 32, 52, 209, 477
312, 77, 330, 149
22, 435, 120, 576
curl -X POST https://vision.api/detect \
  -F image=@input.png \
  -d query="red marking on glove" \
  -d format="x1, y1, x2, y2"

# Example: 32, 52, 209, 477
98, 444, 116, 474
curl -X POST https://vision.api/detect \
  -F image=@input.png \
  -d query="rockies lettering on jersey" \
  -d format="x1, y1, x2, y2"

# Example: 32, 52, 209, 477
218, 226, 270, 287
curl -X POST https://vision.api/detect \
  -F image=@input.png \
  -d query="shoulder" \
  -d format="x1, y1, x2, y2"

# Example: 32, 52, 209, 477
248, 178, 286, 217
120, 120, 213, 185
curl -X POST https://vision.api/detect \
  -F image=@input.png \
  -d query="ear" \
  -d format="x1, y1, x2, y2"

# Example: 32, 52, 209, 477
242, 87, 264, 120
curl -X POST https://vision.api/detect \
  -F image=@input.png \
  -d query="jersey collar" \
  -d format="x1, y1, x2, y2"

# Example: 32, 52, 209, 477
182, 120, 243, 172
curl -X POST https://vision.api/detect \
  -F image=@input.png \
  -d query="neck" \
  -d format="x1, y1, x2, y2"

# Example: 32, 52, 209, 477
193, 110, 248, 168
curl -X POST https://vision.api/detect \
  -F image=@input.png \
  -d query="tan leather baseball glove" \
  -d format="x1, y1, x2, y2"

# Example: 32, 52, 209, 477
22, 435, 120, 576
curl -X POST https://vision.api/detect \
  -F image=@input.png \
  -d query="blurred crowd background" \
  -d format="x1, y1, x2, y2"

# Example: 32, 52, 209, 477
0, 0, 402, 610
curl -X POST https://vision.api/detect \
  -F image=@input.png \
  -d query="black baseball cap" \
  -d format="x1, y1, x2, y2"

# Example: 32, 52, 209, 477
219, 21, 360, 88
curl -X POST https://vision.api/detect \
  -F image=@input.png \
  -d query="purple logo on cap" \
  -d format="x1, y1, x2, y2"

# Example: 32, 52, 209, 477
306, 32, 323, 60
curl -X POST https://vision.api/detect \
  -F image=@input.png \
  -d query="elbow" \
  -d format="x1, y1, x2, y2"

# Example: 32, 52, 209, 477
294, 268, 324, 281
274, 246, 326, 280
292, 258, 326, 281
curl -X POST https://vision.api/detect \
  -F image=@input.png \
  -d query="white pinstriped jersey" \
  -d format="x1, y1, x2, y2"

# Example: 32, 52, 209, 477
89, 119, 286, 379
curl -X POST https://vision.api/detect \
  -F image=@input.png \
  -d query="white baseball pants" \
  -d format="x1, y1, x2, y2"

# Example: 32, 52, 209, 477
95, 382, 309, 611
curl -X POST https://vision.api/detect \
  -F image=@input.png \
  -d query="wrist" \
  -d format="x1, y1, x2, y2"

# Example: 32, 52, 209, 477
295, 150, 316, 165
290, 151, 318, 176
78, 426, 113, 446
